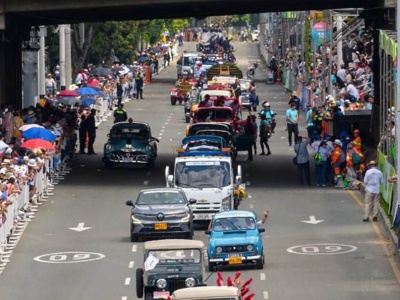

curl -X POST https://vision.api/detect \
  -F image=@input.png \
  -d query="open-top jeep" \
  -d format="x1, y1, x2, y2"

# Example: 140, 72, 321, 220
136, 239, 206, 300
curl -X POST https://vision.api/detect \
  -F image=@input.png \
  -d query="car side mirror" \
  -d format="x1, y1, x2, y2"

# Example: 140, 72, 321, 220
258, 228, 265, 233
126, 200, 134, 206
205, 230, 211, 235
189, 198, 197, 205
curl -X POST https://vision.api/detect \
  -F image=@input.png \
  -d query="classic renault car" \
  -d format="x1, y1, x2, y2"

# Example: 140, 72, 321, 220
136, 239, 206, 299
126, 188, 196, 242
206, 210, 265, 271
102, 120, 158, 168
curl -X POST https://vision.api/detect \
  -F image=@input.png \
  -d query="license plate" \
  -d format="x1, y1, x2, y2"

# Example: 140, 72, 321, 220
122, 157, 132, 163
229, 257, 242, 264
154, 223, 167, 230
153, 291, 170, 299
171, 92, 178, 96
194, 213, 214, 220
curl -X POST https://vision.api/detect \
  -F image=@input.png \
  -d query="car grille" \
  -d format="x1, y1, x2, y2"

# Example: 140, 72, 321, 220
223, 245, 246, 252
193, 203, 221, 211
167, 279, 187, 293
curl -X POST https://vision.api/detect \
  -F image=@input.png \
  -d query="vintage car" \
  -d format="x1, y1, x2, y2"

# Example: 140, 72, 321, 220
178, 136, 230, 157
102, 121, 158, 168
171, 77, 197, 105
206, 210, 265, 271
192, 107, 234, 124
136, 239, 207, 299
238, 78, 253, 108
171, 286, 241, 300
126, 188, 196, 242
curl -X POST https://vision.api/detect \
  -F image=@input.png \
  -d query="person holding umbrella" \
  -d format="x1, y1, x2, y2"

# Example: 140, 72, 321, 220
135, 72, 144, 100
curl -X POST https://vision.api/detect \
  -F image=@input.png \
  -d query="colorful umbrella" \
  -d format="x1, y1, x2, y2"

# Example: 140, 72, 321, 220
19, 124, 44, 132
81, 98, 96, 107
22, 127, 56, 142
58, 90, 79, 97
21, 139, 55, 150
78, 87, 98, 96
55, 97, 80, 105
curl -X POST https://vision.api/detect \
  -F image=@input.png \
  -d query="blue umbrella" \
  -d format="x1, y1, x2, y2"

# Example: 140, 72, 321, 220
97, 91, 106, 97
23, 127, 56, 142
78, 87, 98, 96
138, 56, 150, 62
81, 98, 96, 107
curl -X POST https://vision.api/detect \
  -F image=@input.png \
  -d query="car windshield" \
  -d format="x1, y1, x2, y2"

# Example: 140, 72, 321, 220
148, 249, 201, 264
137, 191, 186, 205
111, 124, 149, 139
196, 109, 233, 121
213, 217, 256, 231
183, 56, 200, 66
175, 161, 231, 188
239, 80, 251, 90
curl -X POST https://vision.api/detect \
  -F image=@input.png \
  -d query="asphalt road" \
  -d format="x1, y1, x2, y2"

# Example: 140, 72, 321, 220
0, 42, 399, 300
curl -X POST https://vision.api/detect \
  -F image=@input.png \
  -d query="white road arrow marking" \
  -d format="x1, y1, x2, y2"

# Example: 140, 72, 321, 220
69, 223, 92, 232
301, 216, 324, 225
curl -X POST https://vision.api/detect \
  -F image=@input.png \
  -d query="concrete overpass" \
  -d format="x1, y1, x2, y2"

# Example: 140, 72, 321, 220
0, 0, 392, 108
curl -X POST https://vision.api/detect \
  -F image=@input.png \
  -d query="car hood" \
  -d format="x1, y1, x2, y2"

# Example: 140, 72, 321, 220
210, 233, 259, 246
134, 204, 189, 214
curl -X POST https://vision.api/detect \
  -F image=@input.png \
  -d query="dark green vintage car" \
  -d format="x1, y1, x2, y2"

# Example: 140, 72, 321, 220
102, 121, 158, 168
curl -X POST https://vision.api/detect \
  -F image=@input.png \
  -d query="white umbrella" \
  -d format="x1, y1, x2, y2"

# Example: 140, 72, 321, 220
19, 124, 44, 132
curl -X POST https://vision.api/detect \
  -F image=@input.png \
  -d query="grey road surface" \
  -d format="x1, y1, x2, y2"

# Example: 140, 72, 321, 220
0, 42, 399, 300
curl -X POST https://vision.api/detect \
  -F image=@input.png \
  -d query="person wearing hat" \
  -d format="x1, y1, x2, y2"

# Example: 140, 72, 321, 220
134, 72, 144, 100
193, 61, 205, 79
286, 103, 299, 147
75, 68, 88, 87
45, 73, 56, 96
259, 101, 276, 134
351, 129, 362, 153
25, 109, 37, 125
331, 139, 343, 185
288, 91, 300, 112
363, 160, 383, 222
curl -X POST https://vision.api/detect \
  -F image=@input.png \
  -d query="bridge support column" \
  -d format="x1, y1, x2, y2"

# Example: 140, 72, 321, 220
22, 27, 40, 108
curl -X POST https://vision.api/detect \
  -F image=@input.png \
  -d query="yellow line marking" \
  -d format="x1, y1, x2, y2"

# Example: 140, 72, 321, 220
348, 190, 400, 285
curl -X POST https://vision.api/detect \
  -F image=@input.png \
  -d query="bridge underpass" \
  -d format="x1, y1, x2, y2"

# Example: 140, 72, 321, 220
0, 0, 393, 108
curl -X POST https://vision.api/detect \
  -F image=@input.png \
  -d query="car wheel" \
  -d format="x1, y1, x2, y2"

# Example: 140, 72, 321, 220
136, 268, 144, 298
145, 292, 153, 300
208, 261, 216, 272
171, 98, 177, 105
256, 254, 264, 269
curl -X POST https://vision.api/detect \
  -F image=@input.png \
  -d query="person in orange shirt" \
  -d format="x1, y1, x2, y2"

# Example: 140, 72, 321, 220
352, 129, 362, 152
345, 143, 366, 180
331, 139, 343, 184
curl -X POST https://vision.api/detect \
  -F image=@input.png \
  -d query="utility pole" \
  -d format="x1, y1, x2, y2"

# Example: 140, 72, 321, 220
336, 15, 343, 66
38, 26, 46, 100
59, 25, 66, 91
65, 24, 72, 87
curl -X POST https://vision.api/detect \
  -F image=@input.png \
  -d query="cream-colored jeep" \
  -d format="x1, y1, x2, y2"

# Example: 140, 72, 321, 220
171, 286, 242, 300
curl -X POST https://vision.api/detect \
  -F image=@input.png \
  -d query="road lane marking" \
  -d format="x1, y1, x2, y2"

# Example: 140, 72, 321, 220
132, 245, 137, 252
144, 181, 148, 185
249, 203, 254, 209
263, 291, 269, 299
260, 273, 266, 280
165, 122, 168, 125
121, 297, 127, 300
161, 129, 164, 132
248, 194, 252, 199
348, 190, 400, 285
124, 278, 131, 285
128, 261, 134, 268
162, 126, 165, 129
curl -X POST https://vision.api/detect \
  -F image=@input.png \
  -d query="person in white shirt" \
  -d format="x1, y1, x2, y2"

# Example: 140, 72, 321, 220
336, 64, 346, 81
45, 73, 56, 95
193, 62, 205, 79
363, 160, 383, 222
345, 81, 359, 102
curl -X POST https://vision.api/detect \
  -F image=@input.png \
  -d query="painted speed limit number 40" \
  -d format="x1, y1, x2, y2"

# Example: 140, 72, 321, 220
287, 243, 357, 255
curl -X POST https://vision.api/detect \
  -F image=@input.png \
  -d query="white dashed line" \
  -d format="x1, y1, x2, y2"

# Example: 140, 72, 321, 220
249, 203, 254, 209
162, 126, 166, 129
248, 194, 252, 199
144, 181, 149, 185
263, 291, 269, 299
165, 122, 168, 125
280, 136, 285, 139
132, 245, 137, 252
260, 273, 266, 280
124, 278, 131, 285
159, 133, 163, 136
121, 297, 127, 300
177, 132, 181, 135
158, 137, 162, 140
128, 261, 135, 268
161, 129, 164, 132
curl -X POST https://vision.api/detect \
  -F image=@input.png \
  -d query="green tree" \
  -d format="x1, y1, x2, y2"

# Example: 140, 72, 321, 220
304, 17, 312, 69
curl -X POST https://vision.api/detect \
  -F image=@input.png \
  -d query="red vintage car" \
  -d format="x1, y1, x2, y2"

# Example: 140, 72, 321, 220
170, 77, 197, 105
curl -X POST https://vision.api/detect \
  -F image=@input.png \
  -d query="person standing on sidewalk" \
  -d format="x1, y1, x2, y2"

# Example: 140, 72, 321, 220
363, 160, 383, 222
294, 136, 311, 186
286, 103, 299, 147
135, 73, 144, 100
86, 109, 97, 155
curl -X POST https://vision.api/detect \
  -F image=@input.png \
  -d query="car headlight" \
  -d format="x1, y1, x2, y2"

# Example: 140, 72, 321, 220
185, 277, 196, 287
247, 244, 254, 251
156, 279, 167, 289
105, 144, 112, 150
221, 196, 231, 211
216, 246, 222, 253
146, 145, 152, 151
131, 215, 142, 224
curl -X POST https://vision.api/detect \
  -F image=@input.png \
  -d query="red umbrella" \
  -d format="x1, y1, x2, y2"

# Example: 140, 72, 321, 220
87, 78, 99, 87
58, 90, 78, 97
21, 139, 55, 151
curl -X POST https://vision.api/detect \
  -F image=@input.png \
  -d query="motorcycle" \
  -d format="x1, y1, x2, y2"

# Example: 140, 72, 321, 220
247, 62, 259, 78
